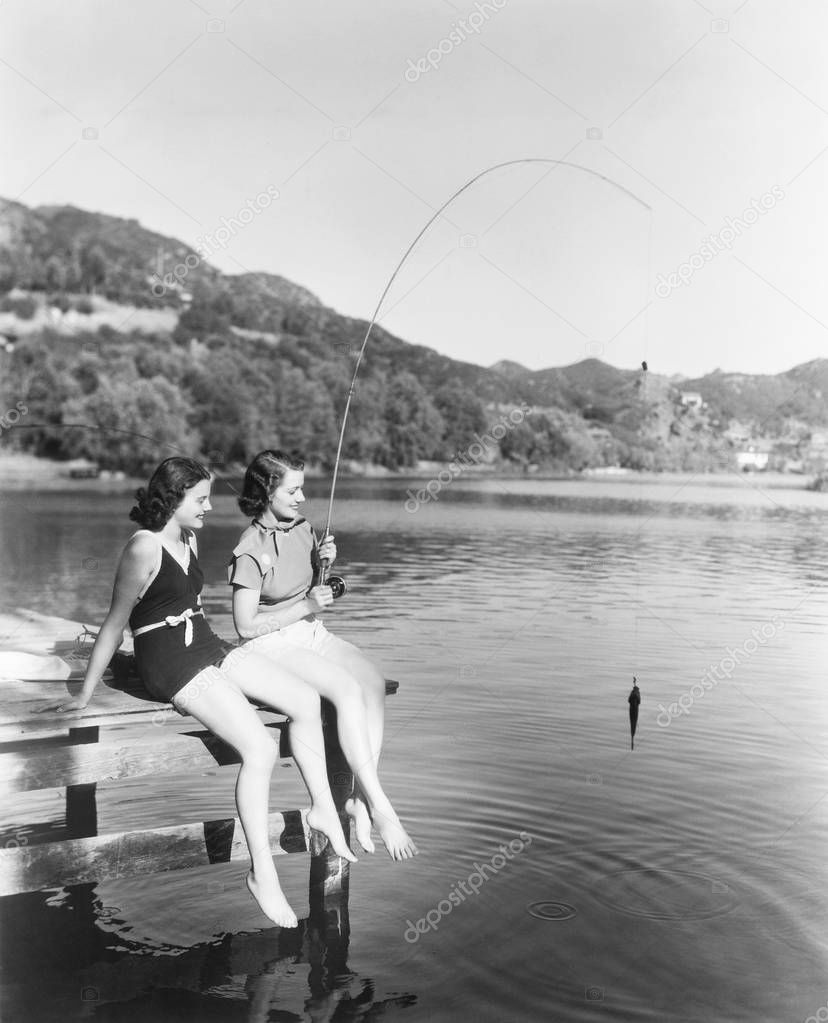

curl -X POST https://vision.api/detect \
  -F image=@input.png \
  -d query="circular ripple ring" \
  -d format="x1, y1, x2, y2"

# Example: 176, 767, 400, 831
527, 901, 577, 921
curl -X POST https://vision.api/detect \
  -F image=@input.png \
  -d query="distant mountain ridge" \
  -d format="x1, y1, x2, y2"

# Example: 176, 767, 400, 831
0, 197, 826, 475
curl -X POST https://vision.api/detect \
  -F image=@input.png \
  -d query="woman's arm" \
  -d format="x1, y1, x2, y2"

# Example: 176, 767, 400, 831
232, 584, 334, 640
49, 533, 158, 712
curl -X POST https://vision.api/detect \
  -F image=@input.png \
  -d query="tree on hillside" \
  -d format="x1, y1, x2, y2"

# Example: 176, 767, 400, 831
498, 412, 573, 465
79, 243, 108, 294
382, 372, 444, 468
433, 382, 487, 453
44, 254, 69, 292
340, 375, 389, 464
173, 290, 233, 342
61, 375, 199, 474
266, 364, 339, 461
183, 350, 259, 465
134, 340, 189, 383
3, 335, 82, 458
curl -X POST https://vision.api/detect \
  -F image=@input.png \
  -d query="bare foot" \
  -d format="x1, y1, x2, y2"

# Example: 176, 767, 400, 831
373, 808, 418, 861
345, 796, 376, 854
306, 807, 357, 862
245, 870, 298, 928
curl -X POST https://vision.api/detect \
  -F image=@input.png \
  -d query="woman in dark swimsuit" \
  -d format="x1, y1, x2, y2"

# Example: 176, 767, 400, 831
51, 457, 355, 928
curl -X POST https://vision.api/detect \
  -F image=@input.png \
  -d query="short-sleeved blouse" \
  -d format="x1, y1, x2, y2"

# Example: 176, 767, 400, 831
227, 517, 318, 614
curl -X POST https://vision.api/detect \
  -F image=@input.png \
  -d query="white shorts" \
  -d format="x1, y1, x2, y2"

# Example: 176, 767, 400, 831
243, 616, 338, 658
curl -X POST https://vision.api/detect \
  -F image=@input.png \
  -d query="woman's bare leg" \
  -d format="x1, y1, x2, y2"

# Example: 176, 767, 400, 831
174, 655, 355, 927
250, 644, 417, 861
174, 667, 298, 927
319, 638, 386, 852
218, 650, 357, 862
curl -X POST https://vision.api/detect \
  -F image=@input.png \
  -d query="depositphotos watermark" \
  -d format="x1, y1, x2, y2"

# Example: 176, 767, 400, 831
150, 662, 226, 726
655, 186, 784, 297
404, 831, 532, 942
656, 616, 785, 726
0, 401, 28, 434
804, 1001, 828, 1023
405, 403, 532, 512
151, 186, 279, 297
404, 0, 507, 82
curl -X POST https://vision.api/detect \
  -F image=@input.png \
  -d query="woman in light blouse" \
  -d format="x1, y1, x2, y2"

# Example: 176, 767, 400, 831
229, 449, 417, 862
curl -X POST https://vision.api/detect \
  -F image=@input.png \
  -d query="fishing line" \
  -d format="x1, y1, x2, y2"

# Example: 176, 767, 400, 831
9, 423, 186, 454
634, 212, 654, 687
320, 157, 653, 577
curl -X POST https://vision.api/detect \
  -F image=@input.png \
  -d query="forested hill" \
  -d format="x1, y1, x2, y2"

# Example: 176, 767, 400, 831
0, 198, 826, 477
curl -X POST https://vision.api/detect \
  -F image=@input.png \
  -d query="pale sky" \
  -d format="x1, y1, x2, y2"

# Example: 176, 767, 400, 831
1, 0, 827, 378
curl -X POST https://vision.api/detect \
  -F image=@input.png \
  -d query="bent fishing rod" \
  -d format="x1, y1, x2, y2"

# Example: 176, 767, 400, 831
317, 157, 652, 590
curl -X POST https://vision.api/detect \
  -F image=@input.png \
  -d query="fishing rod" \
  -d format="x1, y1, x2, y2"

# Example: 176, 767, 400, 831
317, 157, 652, 589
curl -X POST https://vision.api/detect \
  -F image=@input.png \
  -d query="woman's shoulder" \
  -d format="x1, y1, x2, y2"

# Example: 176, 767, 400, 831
127, 529, 161, 554
122, 529, 162, 570
231, 522, 268, 561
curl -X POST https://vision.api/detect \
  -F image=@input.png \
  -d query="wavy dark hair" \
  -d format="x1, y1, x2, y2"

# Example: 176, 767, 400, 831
239, 449, 305, 518
129, 457, 212, 531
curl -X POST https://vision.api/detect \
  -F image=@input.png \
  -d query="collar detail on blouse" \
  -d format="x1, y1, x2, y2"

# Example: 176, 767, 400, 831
252, 516, 306, 535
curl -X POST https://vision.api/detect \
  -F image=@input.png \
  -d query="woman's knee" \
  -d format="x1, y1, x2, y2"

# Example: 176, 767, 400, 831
241, 733, 280, 768
328, 669, 364, 709
342, 647, 384, 687
287, 683, 322, 721
360, 664, 386, 702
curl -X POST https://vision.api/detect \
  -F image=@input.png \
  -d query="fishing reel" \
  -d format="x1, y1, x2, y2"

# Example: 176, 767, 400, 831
318, 564, 347, 600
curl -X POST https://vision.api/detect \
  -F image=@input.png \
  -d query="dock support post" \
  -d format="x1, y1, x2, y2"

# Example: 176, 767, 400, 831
308, 698, 352, 938
65, 726, 99, 838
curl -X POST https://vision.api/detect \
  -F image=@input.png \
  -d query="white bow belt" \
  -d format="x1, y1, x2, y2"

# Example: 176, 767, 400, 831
133, 607, 204, 647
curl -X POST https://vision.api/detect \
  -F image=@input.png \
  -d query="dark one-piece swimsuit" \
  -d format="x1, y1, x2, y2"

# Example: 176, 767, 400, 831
129, 541, 235, 702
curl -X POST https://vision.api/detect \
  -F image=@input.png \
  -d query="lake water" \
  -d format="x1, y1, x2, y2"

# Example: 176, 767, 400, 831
1, 474, 827, 1022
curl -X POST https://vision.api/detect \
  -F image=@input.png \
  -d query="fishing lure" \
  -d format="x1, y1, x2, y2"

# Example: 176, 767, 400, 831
629, 677, 641, 750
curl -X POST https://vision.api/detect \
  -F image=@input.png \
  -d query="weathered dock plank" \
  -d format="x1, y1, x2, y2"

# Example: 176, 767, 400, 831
0, 808, 310, 896
0, 721, 292, 795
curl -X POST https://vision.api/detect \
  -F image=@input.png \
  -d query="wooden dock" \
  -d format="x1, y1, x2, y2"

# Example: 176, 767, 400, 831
0, 610, 397, 919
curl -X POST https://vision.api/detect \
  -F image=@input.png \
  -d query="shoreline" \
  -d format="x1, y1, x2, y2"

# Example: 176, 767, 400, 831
0, 451, 818, 492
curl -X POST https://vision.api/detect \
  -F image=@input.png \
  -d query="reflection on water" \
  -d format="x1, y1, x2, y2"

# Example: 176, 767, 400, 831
2, 879, 416, 1022
2, 476, 828, 1022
